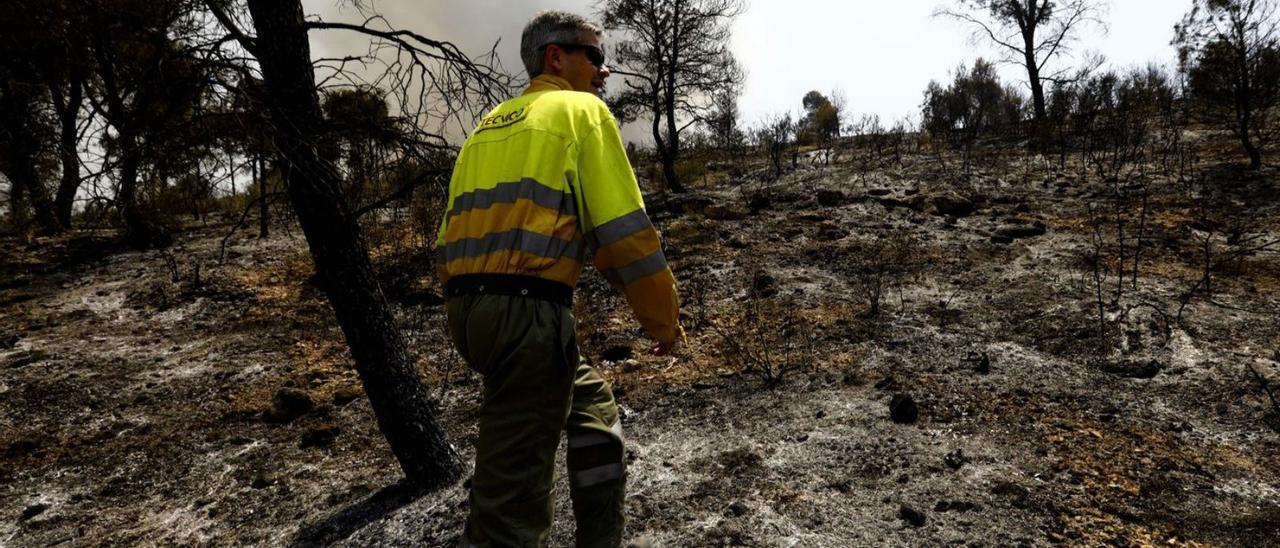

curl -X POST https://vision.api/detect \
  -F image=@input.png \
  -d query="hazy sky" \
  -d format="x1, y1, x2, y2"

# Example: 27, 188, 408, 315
304, 1, 1191, 138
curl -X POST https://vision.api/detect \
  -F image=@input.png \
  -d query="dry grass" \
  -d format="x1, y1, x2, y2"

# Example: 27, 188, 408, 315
975, 387, 1274, 547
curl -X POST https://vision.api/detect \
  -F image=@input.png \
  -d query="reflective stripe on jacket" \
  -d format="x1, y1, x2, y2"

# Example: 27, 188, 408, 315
436, 74, 680, 344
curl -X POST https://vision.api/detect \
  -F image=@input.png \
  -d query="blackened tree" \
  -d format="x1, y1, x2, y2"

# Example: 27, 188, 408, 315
937, 0, 1108, 144
205, 0, 509, 488
704, 83, 745, 154
600, 0, 746, 192
0, 3, 66, 234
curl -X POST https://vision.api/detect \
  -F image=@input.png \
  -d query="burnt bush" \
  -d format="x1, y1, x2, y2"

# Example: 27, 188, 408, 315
713, 273, 814, 388
837, 233, 928, 317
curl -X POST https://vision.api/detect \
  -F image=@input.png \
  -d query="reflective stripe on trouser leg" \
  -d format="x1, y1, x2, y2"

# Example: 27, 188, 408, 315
566, 360, 626, 548
448, 293, 578, 548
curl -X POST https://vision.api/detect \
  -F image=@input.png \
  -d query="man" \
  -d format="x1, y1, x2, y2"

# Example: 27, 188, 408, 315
436, 10, 682, 547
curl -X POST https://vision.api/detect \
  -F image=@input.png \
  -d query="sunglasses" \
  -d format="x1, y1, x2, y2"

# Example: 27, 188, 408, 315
543, 42, 606, 68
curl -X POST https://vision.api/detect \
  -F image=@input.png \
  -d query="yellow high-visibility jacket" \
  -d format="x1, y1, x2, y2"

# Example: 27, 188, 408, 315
436, 74, 680, 344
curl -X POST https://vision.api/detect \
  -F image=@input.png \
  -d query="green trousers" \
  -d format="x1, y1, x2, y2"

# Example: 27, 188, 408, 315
447, 293, 626, 548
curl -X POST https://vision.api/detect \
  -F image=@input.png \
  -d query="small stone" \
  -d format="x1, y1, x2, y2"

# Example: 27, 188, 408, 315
725, 501, 749, 517
964, 351, 991, 373
331, 386, 363, 407
994, 224, 1047, 240
944, 449, 968, 470
817, 189, 846, 207
601, 341, 633, 362
990, 481, 1031, 506
20, 503, 47, 521
704, 203, 746, 221
1097, 359, 1162, 379
827, 480, 853, 493
889, 394, 918, 424
300, 424, 341, 448
750, 271, 777, 299
815, 223, 848, 241
266, 388, 314, 423
875, 197, 910, 209
673, 195, 714, 216
899, 504, 927, 527
7, 350, 48, 369
5, 438, 38, 458
251, 476, 272, 489
930, 193, 976, 217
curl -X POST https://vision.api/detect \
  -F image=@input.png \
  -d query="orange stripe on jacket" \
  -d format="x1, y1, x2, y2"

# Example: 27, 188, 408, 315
445, 198, 579, 244
441, 249, 584, 287
593, 228, 662, 271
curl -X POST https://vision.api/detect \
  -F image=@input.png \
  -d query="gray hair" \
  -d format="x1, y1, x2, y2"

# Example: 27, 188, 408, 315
521, 10, 603, 78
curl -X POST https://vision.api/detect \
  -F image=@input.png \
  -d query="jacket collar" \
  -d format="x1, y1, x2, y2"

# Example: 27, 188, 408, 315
523, 74, 573, 95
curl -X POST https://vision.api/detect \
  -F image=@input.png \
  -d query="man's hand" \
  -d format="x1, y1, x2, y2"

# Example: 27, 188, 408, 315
648, 340, 675, 356
648, 326, 686, 356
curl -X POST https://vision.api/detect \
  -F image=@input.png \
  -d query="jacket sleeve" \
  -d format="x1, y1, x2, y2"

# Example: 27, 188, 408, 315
573, 115, 682, 345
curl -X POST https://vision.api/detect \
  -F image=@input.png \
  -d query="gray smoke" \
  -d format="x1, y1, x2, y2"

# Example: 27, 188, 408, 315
301, 1, 657, 144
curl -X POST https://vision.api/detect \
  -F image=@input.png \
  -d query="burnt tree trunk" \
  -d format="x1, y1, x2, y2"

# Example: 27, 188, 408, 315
245, 0, 463, 488
257, 155, 269, 238
1239, 104, 1262, 169
49, 70, 84, 229
1234, 37, 1263, 170
649, 88, 671, 191
7, 167, 25, 228
0, 72, 61, 234
661, 12, 684, 193
114, 133, 167, 247
1020, 15, 1048, 151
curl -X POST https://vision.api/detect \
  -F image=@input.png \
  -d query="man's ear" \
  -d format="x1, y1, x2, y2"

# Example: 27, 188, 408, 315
545, 46, 563, 74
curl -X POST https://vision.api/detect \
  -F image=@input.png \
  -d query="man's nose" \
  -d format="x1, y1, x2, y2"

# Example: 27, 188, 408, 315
599, 64, 611, 79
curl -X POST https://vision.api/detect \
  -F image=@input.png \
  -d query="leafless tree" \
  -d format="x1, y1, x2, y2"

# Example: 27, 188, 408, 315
755, 112, 795, 179
936, 0, 1109, 142
704, 82, 745, 157
599, 0, 745, 192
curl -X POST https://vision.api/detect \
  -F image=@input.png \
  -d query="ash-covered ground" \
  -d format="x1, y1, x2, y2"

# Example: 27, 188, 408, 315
3, 147, 1279, 547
